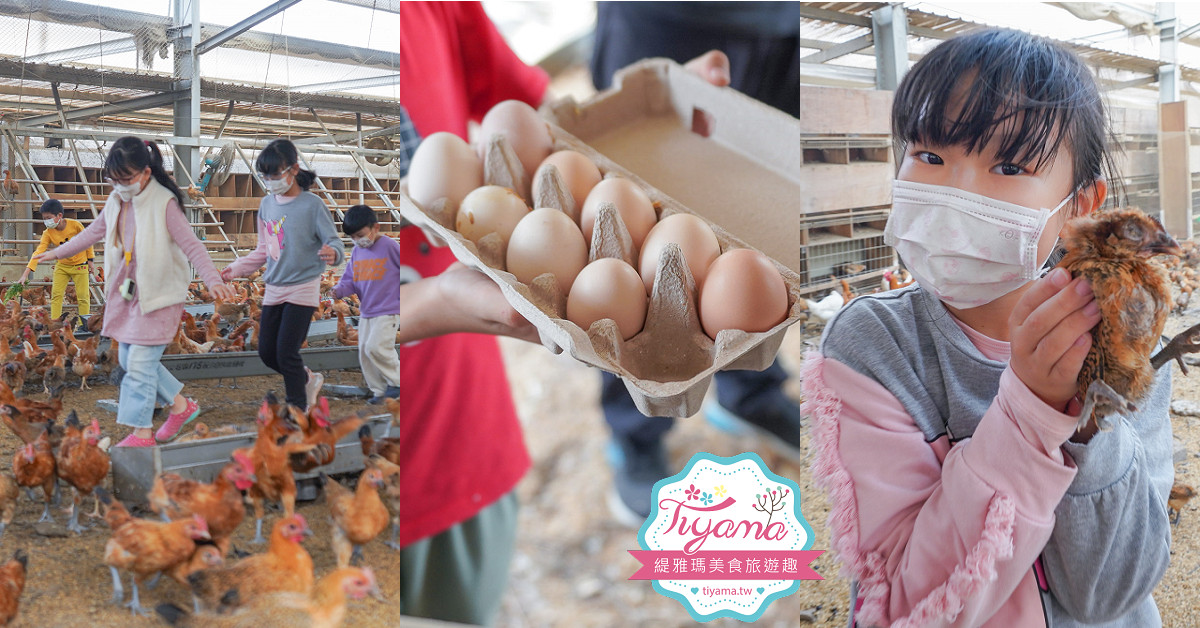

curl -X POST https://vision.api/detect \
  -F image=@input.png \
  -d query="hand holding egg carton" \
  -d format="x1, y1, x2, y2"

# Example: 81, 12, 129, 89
400, 62, 806, 416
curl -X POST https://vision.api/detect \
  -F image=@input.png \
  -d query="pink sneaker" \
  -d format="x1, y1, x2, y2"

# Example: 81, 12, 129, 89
115, 433, 156, 448
156, 398, 200, 443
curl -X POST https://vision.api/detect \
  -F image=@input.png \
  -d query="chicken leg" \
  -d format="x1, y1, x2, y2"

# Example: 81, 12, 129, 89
65, 488, 86, 534
1077, 379, 1138, 433
1151, 321, 1200, 374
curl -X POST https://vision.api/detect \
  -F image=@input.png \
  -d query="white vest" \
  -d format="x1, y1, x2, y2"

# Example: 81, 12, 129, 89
102, 178, 191, 314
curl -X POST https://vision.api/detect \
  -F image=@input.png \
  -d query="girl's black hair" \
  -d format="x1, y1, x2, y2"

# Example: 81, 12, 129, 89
892, 29, 1122, 212
255, 138, 317, 191
103, 136, 187, 207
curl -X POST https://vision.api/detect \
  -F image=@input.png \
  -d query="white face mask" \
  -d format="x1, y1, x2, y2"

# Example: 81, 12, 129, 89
884, 180, 1073, 308
353, 236, 376, 248
112, 181, 140, 202
263, 173, 292, 196
43, 217, 59, 228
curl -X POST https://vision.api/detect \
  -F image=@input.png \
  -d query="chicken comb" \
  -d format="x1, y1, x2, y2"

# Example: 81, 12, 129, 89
191, 514, 208, 531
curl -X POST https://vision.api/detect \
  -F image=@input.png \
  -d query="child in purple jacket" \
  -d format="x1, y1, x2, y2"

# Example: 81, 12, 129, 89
332, 205, 400, 404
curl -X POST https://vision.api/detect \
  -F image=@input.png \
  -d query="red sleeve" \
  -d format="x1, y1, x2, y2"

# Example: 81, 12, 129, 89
452, 2, 550, 122
400, 2, 549, 139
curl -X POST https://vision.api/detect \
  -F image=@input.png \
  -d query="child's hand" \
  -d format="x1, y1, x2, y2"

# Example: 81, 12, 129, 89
318, 244, 337, 265
209, 283, 237, 301
434, 263, 539, 343
219, 267, 234, 282
1008, 267, 1102, 412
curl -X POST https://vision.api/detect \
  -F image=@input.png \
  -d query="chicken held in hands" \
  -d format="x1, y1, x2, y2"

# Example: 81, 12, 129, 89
1057, 209, 1193, 432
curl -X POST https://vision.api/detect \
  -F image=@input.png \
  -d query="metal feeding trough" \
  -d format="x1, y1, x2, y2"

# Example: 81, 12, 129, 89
110, 414, 394, 506
159, 345, 382, 381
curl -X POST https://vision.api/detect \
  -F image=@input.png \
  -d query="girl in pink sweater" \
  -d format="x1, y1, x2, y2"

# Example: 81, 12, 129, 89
803, 30, 1173, 627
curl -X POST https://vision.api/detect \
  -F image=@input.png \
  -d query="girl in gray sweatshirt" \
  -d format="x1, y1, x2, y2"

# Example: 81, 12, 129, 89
223, 139, 344, 410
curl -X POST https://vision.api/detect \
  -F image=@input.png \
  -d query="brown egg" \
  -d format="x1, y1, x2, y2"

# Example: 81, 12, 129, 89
567, 258, 647, 340
506, 208, 589, 294
533, 150, 602, 209
638, 213, 721, 294
477, 100, 554, 176
406, 132, 483, 209
455, 185, 531, 256
580, 178, 657, 251
699, 249, 789, 340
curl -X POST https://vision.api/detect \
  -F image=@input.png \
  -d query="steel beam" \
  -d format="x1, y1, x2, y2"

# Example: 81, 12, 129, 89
1101, 74, 1158, 91
796, 5, 872, 27
0, 0, 398, 72
195, 0, 303, 56
872, 4, 909, 91
24, 36, 138, 64
329, 0, 398, 12
291, 73, 399, 93
800, 33, 873, 64
16, 90, 183, 126
174, 0, 202, 201
1160, 3, 1180, 103
0, 58, 397, 116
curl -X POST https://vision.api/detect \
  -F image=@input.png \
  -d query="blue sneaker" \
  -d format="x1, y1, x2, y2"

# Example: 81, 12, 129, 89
606, 436, 669, 528
703, 393, 803, 464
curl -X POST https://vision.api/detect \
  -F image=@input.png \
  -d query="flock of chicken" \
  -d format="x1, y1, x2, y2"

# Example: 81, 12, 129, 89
0, 380, 401, 625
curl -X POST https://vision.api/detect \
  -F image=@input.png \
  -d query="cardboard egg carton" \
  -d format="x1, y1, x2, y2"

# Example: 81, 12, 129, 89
399, 59, 806, 417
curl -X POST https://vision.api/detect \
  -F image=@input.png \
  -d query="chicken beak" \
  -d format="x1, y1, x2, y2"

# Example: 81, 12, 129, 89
1147, 232, 1183, 258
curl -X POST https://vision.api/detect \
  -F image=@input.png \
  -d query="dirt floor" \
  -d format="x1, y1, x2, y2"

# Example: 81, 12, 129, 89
0, 370, 401, 627
493, 304, 1200, 628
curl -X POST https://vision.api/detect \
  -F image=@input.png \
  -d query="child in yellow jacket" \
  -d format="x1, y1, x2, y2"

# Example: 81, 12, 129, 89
19, 199, 94, 321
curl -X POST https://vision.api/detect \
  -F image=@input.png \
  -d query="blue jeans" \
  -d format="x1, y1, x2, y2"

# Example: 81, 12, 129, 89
116, 342, 183, 429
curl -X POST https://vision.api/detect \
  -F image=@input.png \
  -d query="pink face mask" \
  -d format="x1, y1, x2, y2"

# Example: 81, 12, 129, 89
884, 180, 1072, 308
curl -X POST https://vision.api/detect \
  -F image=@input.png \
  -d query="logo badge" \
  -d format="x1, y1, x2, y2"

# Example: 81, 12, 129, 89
630, 452, 822, 622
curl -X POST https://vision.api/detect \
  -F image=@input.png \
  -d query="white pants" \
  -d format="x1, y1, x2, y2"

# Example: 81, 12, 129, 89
360, 314, 400, 395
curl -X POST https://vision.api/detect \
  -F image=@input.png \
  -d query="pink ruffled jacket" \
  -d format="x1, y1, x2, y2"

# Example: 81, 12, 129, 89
801, 287, 1172, 627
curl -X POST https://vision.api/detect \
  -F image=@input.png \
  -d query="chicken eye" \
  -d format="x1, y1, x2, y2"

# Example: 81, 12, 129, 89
1121, 223, 1144, 241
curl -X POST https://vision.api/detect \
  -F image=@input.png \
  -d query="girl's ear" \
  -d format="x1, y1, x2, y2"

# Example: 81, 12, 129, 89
1073, 179, 1107, 217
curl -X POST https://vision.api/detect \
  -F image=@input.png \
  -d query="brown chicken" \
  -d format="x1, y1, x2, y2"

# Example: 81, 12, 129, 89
70, 355, 95, 390
159, 565, 380, 628
167, 543, 224, 588
1169, 483, 1197, 525
289, 401, 367, 474
0, 386, 62, 448
147, 452, 256, 556
323, 467, 389, 568
98, 487, 211, 616
41, 353, 64, 396
173, 422, 211, 443
367, 455, 401, 551
336, 312, 357, 346
0, 550, 27, 626
0, 474, 18, 539
0, 360, 23, 396
244, 396, 316, 544
358, 424, 399, 466
55, 411, 110, 533
1058, 210, 1189, 432
86, 303, 105, 334
11, 419, 56, 524
186, 514, 315, 612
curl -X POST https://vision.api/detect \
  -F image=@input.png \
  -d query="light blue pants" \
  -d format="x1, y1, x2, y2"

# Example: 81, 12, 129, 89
116, 342, 183, 429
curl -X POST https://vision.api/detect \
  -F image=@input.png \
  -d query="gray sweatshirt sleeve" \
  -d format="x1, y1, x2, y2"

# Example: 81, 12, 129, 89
1040, 365, 1173, 623
313, 195, 345, 267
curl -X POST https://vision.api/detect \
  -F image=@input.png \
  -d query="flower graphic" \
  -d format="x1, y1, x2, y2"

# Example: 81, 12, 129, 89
700, 491, 713, 506
684, 484, 700, 501
714, 485, 727, 498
